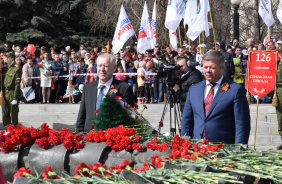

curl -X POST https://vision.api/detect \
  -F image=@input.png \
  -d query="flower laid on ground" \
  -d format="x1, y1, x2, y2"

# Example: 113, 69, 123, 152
13, 167, 31, 179
146, 137, 169, 152
86, 125, 142, 152
0, 123, 85, 153
42, 166, 60, 180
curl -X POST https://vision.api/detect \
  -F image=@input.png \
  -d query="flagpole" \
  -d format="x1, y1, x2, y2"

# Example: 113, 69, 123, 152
188, 38, 191, 52
199, 35, 202, 55
209, 10, 217, 50
268, 27, 271, 41
178, 25, 182, 47
202, 31, 205, 44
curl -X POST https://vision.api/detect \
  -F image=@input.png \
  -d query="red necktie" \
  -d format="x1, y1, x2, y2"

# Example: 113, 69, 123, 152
202, 83, 216, 138
204, 83, 216, 116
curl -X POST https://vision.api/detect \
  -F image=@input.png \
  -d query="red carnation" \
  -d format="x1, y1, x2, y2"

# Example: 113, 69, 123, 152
35, 137, 49, 149
63, 139, 74, 150
152, 130, 157, 134
151, 155, 163, 168
75, 163, 93, 177
132, 143, 142, 151
159, 121, 163, 127
202, 139, 209, 145
74, 141, 85, 149
86, 131, 94, 142
13, 167, 31, 178
42, 166, 60, 180
134, 104, 138, 109
158, 142, 169, 152
143, 105, 147, 109
95, 109, 100, 113
74, 134, 84, 142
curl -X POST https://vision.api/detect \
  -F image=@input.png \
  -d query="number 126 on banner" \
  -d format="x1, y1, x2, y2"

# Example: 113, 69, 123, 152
245, 51, 277, 99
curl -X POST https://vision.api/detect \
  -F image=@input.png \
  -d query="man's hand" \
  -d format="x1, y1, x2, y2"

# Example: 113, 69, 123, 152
173, 84, 180, 92
11, 100, 17, 105
35, 82, 39, 86
64, 67, 67, 71
151, 84, 154, 88
46, 70, 51, 75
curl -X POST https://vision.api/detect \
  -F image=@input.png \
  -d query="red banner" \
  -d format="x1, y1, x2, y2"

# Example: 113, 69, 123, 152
245, 51, 277, 99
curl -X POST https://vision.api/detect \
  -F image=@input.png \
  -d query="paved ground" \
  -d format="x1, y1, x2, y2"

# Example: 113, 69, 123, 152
0, 103, 281, 150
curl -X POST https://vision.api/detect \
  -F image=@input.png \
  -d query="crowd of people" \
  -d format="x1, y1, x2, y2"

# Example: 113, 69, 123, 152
0, 35, 281, 105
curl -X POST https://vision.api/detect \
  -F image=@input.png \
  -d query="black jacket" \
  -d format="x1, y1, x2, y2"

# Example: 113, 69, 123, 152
76, 78, 135, 132
221, 50, 235, 80
175, 67, 203, 113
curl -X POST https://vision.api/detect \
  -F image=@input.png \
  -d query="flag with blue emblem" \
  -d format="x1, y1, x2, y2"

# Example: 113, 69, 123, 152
186, 0, 210, 41
165, 0, 185, 31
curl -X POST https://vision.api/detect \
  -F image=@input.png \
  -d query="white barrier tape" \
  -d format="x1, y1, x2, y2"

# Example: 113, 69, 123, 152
18, 72, 157, 80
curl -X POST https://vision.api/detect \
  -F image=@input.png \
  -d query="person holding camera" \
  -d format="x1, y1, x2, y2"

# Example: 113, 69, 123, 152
173, 56, 203, 113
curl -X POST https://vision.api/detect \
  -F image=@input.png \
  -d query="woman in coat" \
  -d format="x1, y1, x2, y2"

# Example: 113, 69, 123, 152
39, 53, 52, 103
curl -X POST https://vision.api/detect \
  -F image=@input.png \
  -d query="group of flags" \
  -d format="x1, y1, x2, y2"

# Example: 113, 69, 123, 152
112, 0, 282, 55
112, 0, 211, 54
112, 1, 157, 54
259, 0, 282, 27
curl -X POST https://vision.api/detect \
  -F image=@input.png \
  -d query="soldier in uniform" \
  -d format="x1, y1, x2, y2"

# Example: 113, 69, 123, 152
276, 45, 282, 150
1, 52, 21, 127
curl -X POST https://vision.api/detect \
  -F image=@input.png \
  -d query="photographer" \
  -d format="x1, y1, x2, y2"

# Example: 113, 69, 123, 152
173, 56, 203, 113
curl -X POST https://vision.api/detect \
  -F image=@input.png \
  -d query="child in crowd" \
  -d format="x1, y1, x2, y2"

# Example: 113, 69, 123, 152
63, 84, 75, 102
127, 62, 137, 97
115, 64, 126, 82
137, 61, 146, 104
144, 61, 155, 103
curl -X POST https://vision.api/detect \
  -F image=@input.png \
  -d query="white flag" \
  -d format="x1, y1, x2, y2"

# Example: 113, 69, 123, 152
169, 30, 178, 51
151, 0, 157, 48
183, 0, 197, 27
277, 0, 282, 24
165, 0, 186, 31
186, 0, 210, 41
112, 5, 135, 54
259, 0, 275, 27
137, 1, 153, 54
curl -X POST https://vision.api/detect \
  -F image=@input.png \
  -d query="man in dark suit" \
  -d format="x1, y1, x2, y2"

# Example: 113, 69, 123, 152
181, 50, 250, 144
76, 53, 135, 132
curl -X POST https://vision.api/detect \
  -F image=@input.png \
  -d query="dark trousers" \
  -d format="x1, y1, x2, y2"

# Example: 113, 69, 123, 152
55, 80, 67, 102
35, 82, 42, 103
154, 77, 163, 102
138, 86, 145, 98
145, 83, 154, 102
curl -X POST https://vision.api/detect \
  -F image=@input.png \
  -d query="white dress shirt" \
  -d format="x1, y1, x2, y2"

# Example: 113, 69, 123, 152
204, 75, 224, 99
97, 77, 113, 99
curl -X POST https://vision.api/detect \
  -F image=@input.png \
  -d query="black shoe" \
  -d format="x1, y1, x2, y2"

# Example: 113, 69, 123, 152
55, 101, 59, 104
277, 144, 282, 150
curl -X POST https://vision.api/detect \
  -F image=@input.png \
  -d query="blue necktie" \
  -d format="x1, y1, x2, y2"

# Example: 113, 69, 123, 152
96, 85, 105, 110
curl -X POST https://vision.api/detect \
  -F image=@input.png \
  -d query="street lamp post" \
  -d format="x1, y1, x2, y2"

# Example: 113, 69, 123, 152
231, 0, 243, 41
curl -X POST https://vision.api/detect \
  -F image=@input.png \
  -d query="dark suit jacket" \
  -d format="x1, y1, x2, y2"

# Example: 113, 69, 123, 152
181, 76, 250, 144
76, 78, 135, 132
